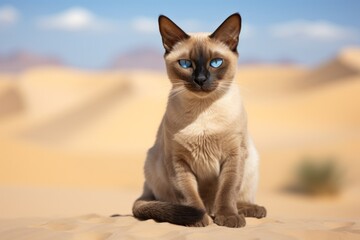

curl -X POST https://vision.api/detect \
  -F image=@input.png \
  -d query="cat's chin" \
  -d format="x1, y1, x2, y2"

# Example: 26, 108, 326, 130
189, 91, 211, 98
185, 88, 219, 99
183, 85, 218, 98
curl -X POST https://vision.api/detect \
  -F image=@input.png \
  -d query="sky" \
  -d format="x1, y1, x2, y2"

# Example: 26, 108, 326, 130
0, 0, 359, 68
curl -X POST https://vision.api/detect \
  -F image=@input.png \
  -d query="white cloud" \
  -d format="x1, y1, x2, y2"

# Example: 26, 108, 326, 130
37, 7, 113, 31
132, 17, 157, 33
131, 17, 204, 34
0, 5, 19, 26
270, 20, 357, 41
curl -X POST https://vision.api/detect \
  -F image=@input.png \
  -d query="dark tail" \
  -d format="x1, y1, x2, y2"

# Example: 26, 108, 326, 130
132, 199, 205, 226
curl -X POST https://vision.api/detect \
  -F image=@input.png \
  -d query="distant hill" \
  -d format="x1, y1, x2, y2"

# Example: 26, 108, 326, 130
109, 47, 165, 71
298, 47, 360, 88
0, 51, 63, 73
239, 58, 297, 66
110, 47, 300, 71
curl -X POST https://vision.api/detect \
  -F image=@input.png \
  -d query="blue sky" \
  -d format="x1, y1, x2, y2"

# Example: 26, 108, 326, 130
0, 0, 359, 68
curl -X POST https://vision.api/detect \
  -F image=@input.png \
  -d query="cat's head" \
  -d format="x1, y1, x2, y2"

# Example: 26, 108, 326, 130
159, 13, 241, 98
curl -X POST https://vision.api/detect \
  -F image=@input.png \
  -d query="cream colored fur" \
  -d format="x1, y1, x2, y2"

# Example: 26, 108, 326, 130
132, 13, 266, 228
145, 79, 259, 206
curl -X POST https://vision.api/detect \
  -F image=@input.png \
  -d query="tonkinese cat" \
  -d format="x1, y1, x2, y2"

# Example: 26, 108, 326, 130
132, 13, 266, 228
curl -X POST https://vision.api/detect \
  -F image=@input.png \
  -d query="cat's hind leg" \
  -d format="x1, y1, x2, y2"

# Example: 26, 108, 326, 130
237, 138, 266, 219
237, 202, 266, 218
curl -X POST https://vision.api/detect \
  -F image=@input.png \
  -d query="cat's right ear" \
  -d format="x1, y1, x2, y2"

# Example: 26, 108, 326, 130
209, 13, 242, 52
158, 15, 189, 53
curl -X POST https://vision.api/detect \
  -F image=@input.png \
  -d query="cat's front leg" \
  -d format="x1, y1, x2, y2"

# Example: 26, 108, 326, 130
214, 154, 246, 228
171, 156, 211, 227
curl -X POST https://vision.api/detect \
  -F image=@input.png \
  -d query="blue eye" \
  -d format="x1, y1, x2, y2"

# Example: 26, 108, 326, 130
210, 58, 223, 68
178, 59, 192, 69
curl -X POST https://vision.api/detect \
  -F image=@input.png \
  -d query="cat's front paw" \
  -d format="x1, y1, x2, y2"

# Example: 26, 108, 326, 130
187, 214, 212, 227
214, 213, 245, 228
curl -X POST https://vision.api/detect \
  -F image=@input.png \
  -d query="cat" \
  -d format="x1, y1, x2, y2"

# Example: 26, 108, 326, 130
132, 13, 266, 228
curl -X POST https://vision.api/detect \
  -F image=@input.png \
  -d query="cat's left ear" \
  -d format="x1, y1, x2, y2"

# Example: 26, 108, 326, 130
209, 13, 242, 52
158, 15, 190, 53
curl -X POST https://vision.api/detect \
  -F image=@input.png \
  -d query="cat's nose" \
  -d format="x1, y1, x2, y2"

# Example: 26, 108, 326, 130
194, 75, 207, 86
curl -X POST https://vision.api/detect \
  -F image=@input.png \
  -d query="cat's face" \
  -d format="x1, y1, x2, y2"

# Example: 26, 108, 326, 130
159, 13, 241, 97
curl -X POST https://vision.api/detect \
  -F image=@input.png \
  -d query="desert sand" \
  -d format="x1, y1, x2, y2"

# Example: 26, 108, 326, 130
0, 48, 360, 239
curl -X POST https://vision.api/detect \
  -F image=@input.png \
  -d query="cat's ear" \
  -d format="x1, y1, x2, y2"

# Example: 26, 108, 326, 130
158, 15, 190, 53
209, 13, 242, 52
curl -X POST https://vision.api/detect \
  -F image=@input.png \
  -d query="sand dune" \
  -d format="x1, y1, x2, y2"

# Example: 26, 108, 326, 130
1, 48, 360, 239
0, 50, 62, 73
237, 64, 308, 97
0, 76, 24, 118
296, 47, 360, 89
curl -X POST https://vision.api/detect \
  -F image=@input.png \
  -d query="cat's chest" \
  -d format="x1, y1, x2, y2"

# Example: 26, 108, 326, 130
169, 87, 243, 178
173, 110, 231, 178
178, 110, 225, 137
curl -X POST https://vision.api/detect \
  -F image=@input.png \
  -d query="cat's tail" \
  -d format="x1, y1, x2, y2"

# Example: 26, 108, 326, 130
132, 198, 205, 226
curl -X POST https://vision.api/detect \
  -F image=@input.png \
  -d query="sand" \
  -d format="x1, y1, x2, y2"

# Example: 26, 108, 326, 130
1, 215, 359, 240
0, 186, 359, 239
1, 48, 360, 239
